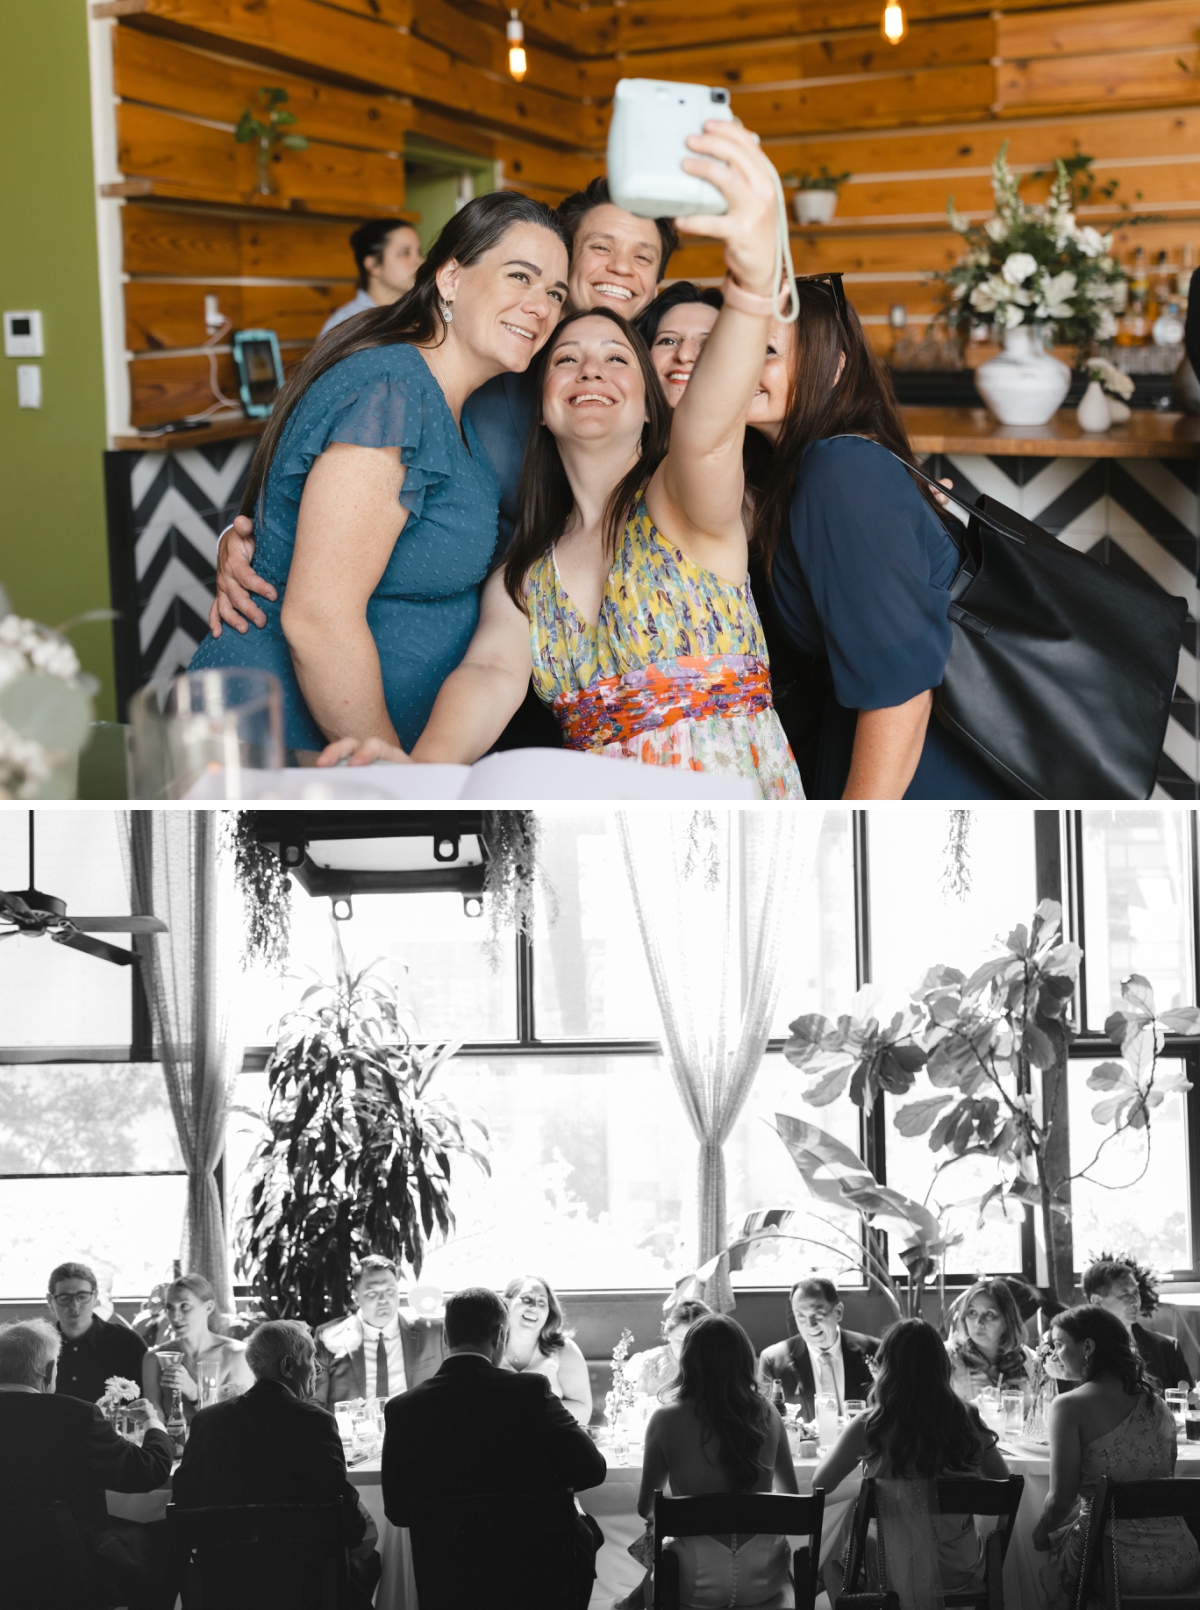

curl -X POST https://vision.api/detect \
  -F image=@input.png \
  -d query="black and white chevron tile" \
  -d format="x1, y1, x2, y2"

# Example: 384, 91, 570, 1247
921, 452, 1200, 799
105, 440, 253, 716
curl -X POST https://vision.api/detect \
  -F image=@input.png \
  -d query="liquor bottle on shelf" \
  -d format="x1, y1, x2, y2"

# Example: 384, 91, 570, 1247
1150, 250, 1172, 322
1117, 248, 1150, 345
1178, 243, 1195, 317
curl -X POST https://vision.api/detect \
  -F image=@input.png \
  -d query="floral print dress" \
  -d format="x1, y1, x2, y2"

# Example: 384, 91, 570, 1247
525, 496, 802, 799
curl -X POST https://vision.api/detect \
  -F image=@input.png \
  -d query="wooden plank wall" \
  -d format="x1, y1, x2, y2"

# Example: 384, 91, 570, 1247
95, 0, 1200, 421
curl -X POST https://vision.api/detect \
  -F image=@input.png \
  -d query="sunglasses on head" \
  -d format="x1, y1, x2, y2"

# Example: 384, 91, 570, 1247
793, 272, 849, 328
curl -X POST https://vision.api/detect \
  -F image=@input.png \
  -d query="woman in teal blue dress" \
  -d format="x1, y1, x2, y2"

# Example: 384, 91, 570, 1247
189, 193, 570, 752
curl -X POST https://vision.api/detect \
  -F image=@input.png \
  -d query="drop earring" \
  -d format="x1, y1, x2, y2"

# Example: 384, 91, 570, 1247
441, 299, 454, 324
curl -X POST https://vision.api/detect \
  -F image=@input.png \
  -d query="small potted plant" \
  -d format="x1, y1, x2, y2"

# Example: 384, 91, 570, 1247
785, 167, 851, 226
235, 88, 309, 198
1077, 355, 1134, 432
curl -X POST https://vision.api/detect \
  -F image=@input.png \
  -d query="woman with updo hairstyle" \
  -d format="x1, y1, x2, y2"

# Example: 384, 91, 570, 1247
143, 1274, 252, 1422
815, 1318, 1009, 1600
500, 1274, 592, 1425
1034, 1304, 1198, 1607
946, 1277, 1037, 1403
625, 1297, 712, 1400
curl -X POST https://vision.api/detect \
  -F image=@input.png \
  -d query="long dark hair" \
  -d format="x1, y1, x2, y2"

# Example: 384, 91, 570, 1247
238, 191, 568, 522
862, 1319, 994, 1478
750, 282, 940, 574
675, 1314, 774, 1492
503, 1274, 568, 1357
633, 280, 723, 346
502, 306, 670, 604
1054, 1304, 1158, 1396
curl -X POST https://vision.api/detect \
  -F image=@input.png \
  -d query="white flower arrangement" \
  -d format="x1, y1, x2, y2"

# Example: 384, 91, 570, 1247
936, 144, 1127, 349
604, 1326, 638, 1427
0, 588, 98, 799
1084, 355, 1135, 399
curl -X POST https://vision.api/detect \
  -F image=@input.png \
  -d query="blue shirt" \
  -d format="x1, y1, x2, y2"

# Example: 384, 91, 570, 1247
769, 436, 1010, 799
462, 368, 537, 553
189, 343, 499, 751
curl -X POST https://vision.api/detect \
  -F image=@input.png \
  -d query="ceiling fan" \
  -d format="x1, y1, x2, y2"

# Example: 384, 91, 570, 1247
0, 812, 167, 966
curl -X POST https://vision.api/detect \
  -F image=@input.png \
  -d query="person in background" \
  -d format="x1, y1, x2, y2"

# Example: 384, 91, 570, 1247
313, 1253, 445, 1407
634, 281, 722, 407
758, 1277, 878, 1419
382, 1286, 606, 1610
500, 1274, 592, 1426
0, 1319, 175, 1610
816, 1318, 1009, 1603
1082, 1255, 1194, 1389
627, 1313, 799, 1610
1033, 1304, 1199, 1609
625, 1298, 712, 1400
142, 1272, 253, 1423
945, 1277, 1038, 1402
173, 1319, 380, 1609
46, 1259, 147, 1404
319, 219, 424, 338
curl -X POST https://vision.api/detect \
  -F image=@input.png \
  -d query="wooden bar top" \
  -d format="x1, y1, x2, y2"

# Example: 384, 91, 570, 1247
900, 406, 1200, 459
111, 417, 265, 453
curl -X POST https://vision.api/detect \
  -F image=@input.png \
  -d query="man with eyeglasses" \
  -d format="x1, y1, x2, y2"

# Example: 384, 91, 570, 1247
47, 1261, 147, 1404
1083, 1256, 1194, 1390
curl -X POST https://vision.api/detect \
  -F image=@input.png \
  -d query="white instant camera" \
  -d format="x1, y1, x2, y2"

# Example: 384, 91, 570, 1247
607, 78, 735, 218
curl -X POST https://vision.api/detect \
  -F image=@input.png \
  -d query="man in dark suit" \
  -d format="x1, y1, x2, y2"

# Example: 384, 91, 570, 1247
312, 1254, 445, 1407
0, 1318, 175, 1609
382, 1286, 606, 1610
173, 1318, 380, 1608
758, 1278, 879, 1420
1083, 1257, 1194, 1389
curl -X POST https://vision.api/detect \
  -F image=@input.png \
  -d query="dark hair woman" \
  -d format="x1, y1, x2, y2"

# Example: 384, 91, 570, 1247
331, 123, 804, 797
626, 1297, 713, 1400
500, 1275, 592, 1425
627, 1314, 798, 1610
946, 1277, 1037, 1402
814, 1319, 1009, 1601
1035, 1305, 1198, 1608
633, 282, 723, 408
187, 192, 569, 754
745, 283, 1018, 800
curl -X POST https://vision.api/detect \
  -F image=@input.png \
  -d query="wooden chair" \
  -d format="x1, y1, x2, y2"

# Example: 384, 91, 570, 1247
835, 1474, 1025, 1610
1073, 1476, 1200, 1610
165, 1499, 345, 1610
652, 1489, 826, 1610
406, 1490, 583, 1610
0, 1501, 104, 1610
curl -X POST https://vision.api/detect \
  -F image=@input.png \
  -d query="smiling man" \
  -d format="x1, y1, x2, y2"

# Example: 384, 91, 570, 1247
1083, 1256, 1194, 1390
757, 1278, 878, 1420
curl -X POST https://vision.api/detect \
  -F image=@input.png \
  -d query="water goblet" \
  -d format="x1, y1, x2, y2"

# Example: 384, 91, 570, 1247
1000, 1390, 1025, 1440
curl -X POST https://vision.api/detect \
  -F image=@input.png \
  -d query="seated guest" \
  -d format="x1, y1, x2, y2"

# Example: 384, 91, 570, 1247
1083, 1255, 1193, 1389
1034, 1304, 1199, 1608
173, 1319, 380, 1609
46, 1260, 146, 1403
626, 1298, 711, 1400
382, 1286, 606, 1610
945, 1278, 1037, 1402
143, 1272, 253, 1422
758, 1277, 878, 1417
501, 1274, 592, 1425
627, 1313, 799, 1610
313, 1253, 445, 1406
318, 218, 423, 337
0, 1319, 175, 1610
817, 1319, 1009, 1603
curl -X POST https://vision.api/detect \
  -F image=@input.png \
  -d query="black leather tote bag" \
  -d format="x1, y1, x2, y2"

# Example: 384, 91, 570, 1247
903, 460, 1187, 799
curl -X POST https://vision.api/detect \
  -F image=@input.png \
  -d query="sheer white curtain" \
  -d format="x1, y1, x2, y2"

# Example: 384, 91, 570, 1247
617, 810, 824, 1309
122, 811, 240, 1313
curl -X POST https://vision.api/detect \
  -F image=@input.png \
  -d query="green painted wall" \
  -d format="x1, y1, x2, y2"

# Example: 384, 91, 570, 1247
0, 0, 115, 719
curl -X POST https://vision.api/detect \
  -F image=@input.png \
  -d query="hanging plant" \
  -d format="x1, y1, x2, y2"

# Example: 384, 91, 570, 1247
222, 813, 292, 973
480, 810, 554, 969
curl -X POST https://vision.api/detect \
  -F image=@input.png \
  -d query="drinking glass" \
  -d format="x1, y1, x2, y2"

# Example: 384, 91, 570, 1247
975, 1386, 1001, 1433
816, 1392, 839, 1450
197, 1361, 221, 1410
1001, 1390, 1025, 1439
1166, 1389, 1188, 1431
128, 669, 284, 799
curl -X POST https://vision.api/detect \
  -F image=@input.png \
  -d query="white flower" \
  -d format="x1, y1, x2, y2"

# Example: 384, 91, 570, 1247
969, 273, 1013, 313
1034, 270, 1077, 321
1002, 252, 1038, 286
997, 302, 1026, 329
984, 216, 1008, 242
948, 208, 972, 234
1075, 226, 1107, 258
1088, 356, 1134, 398
1096, 307, 1118, 340
0, 645, 26, 689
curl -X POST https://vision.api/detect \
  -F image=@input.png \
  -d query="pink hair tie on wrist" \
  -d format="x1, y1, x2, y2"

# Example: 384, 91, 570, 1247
721, 275, 780, 318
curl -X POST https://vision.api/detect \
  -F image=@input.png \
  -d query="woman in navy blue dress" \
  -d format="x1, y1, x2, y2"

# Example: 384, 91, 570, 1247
188, 193, 569, 752
746, 280, 1013, 799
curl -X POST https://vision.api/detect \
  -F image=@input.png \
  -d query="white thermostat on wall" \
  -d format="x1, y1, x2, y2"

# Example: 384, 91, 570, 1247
4, 311, 44, 358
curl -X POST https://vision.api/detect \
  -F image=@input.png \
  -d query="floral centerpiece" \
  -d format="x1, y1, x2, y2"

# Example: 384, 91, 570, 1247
937, 144, 1126, 349
605, 1327, 637, 1430
99, 1375, 142, 1437
0, 590, 98, 799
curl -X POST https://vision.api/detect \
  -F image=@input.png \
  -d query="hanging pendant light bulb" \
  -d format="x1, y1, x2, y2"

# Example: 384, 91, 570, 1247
881, 2, 907, 42
507, 10, 527, 81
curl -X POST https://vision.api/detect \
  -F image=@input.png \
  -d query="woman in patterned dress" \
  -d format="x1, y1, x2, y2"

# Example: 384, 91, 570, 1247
321, 122, 803, 798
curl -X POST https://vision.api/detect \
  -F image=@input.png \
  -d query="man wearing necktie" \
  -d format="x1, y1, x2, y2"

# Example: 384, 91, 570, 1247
757, 1278, 878, 1421
313, 1256, 445, 1407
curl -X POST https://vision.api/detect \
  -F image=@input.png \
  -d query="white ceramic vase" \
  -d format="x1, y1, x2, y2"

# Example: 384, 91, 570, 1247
974, 326, 1071, 425
793, 189, 838, 225
1076, 378, 1112, 433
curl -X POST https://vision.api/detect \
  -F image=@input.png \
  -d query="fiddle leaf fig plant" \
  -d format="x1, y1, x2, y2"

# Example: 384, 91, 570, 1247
235, 923, 489, 1325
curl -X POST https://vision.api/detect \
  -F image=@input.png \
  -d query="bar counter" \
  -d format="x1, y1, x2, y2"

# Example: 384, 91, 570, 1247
900, 405, 1200, 458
